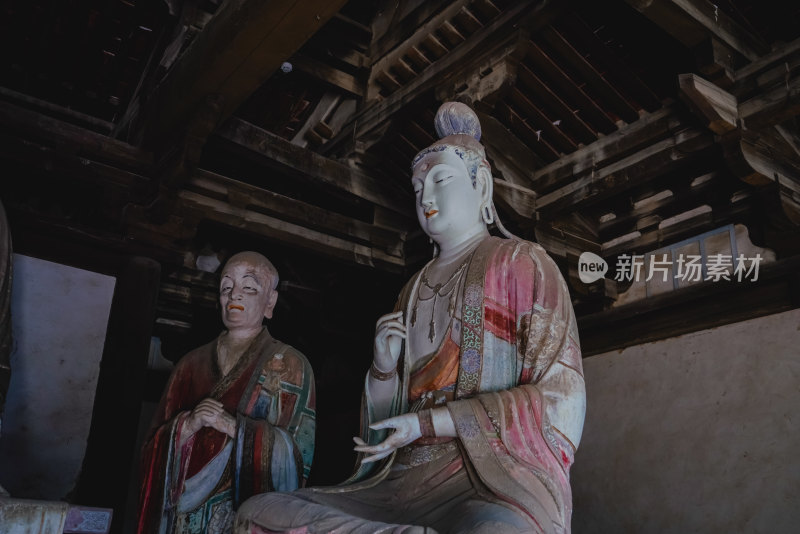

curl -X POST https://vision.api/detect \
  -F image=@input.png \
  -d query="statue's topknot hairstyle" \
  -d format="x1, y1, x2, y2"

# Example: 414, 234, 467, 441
412, 102, 487, 186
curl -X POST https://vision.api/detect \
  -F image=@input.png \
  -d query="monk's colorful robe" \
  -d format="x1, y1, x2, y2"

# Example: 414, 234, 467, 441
139, 328, 315, 534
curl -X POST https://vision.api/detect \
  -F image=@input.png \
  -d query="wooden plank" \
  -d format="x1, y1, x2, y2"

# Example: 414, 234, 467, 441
530, 105, 686, 194
536, 128, 714, 217
0, 100, 152, 171
370, 0, 454, 62
323, 0, 562, 157
601, 197, 752, 257
624, 0, 767, 62
439, 21, 466, 47
215, 117, 414, 218
493, 178, 537, 221
405, 46, 433, 71
557, 15, 663, 112
0, 86, 114, 134
369, 0, 473, 88
188, 170, 406, 256
495, 100, 561, 162
508, 86, 577, 154
739, 75, 800, 130
678, 73, 738, 134
292, 55, 364, 98
478, 110, 545, 172
140, 0, 348, 148
539, 26, 640, 123
734, 36, 800, 82
597, 171, 721, 238
0, 134, 151, 195
436, 32, 525, 104
479, 110, 545, 189
524, 41, 617, 134
516, 61, 597, 144
179, 190, 406, 273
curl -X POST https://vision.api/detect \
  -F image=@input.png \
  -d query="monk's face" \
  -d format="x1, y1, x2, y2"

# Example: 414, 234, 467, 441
219, 259, 277, 331
411, 150, 484, 243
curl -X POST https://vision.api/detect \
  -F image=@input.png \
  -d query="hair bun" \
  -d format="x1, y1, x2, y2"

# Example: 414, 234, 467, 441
434, 102, 481, 141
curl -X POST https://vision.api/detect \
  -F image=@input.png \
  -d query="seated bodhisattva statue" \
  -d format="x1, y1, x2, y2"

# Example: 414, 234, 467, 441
138, 252, 316, 534
235, 103, 586, 534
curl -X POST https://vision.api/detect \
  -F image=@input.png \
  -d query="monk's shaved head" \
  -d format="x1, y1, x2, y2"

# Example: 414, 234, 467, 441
223, 251, 279, 290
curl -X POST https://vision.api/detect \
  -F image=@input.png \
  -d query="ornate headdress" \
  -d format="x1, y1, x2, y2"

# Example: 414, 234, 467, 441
412, 102, 487, 186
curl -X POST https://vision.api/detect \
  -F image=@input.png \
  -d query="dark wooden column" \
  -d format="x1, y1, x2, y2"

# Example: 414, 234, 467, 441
71, 256, 160, 533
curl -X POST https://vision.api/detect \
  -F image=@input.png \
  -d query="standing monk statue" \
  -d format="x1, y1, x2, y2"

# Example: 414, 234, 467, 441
138, 252, 316, 534
235, 103, 585, 533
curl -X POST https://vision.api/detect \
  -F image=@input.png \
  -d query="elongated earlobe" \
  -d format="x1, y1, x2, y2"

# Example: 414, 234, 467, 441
477, 163, 494, 225
482, 204, 495, 225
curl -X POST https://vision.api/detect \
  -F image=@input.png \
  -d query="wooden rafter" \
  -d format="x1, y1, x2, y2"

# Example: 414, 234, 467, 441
536, 128, 715, 218
214, 117, 414, 220
139, 0, 348, 149
530, 104, 689, 195
323, 0, 563, 158
625, 0, 768, 62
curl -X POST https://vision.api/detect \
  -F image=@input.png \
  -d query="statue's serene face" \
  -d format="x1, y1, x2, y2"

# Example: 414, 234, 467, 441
412, 150, 483, 243
219, 259, 277, 331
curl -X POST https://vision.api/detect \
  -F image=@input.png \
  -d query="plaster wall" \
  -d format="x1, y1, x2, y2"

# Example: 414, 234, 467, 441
571, 308, 800, 533
0, 255, 116, 500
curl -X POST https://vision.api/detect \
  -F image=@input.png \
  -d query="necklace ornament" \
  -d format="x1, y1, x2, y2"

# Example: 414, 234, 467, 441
411, 252, 473, 343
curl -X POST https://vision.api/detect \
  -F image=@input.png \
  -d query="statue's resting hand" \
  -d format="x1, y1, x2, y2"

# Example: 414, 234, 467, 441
373, 311, 405, 374
185, 398, 236, 438
353, 413, 421, 463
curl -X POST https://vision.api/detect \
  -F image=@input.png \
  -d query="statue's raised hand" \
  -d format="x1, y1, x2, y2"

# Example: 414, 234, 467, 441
372, 311, 405, 374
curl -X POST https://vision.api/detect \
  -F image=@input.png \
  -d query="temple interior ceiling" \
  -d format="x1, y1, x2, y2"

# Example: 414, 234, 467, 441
1, 0, 799, 356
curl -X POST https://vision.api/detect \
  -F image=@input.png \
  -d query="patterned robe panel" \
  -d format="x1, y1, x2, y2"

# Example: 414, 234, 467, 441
138, 329, 316, 534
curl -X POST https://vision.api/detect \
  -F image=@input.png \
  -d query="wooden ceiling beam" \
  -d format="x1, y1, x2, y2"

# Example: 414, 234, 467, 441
516, 61, 597, 145
739, 76, 800, 131
369, 0, 454, 63
186, 170, 406, 258
624, 0, 768, 62
292, 55, 365, 99
179, 190, 406, 273
524, 40, 617, 134
478, 110, 546, 184
139, 0, 348, 150
596, 171, 723, 238
215, 117, 414, 220
557, 15, 662, 112
530, 104, 688, 195
538, 26, 640, 124
368, 0, 474, 99
536, 128, 715, 218
492, 179, 538, 223
323, 0, 563, 158
0, 100, 152, 172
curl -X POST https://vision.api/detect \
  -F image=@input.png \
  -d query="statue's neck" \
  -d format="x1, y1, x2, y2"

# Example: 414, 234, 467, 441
218, 326, 265, 375
224, 325, 266, 345
435, 226, 489, 265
